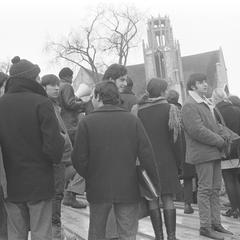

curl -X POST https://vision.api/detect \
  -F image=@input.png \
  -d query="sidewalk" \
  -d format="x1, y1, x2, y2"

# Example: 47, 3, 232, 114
62, 200, 240, 240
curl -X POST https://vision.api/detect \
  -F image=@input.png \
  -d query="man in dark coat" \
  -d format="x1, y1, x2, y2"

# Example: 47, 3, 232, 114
72, 81, 160, 240
58, 67, 87, 209
0, 56, 64, 240
0, 72, 8, 240
182, 73, 232, 240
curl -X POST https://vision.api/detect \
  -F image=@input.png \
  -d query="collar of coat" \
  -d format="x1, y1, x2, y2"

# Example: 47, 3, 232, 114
5, 77, 47, 97
92, 104, 128, 113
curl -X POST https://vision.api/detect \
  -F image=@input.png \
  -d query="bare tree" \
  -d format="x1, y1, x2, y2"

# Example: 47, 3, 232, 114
102, 7, 142, 66
46, 11, 104, 82
45, 6, 144, 80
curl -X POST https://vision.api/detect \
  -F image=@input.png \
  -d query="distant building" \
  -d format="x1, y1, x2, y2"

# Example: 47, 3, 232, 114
74, 16, 228, 103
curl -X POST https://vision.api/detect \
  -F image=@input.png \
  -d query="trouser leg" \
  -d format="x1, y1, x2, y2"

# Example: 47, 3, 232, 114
28, 199, 52, 240
88, 203, 112, 240
195, 161, 214, 228
4, 201, 29, 240
0, 187, 7, 240
114, 202, 139, 240
210, 161, 222, 225
222, 169, 238, 209
183, 178, 193, 204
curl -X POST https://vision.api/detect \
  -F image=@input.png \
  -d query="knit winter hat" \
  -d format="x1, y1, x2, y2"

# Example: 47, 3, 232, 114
9, 56, 40, 80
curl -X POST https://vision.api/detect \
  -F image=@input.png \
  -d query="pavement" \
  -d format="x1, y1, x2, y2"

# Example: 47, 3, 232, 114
62, 198, 240, 240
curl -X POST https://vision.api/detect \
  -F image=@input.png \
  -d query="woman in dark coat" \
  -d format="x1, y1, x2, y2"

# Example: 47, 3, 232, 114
212, 89, 240, 219
167, 89, 197, 214
133, 78, 182, 240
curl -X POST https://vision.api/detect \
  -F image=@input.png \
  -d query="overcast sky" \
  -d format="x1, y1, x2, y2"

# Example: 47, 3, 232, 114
1, 0, 239, 95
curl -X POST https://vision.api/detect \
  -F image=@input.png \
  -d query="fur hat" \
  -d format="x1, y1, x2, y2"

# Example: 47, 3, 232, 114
9, 56, 40, 80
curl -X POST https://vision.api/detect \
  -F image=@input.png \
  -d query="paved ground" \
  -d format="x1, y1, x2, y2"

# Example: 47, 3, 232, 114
62, 200, 240, 240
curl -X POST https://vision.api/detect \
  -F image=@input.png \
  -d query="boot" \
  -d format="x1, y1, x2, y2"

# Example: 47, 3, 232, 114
62, 191, 87, 208
149, 208, 164, 240
163, 209, 179, 240
184, 203, 194, 214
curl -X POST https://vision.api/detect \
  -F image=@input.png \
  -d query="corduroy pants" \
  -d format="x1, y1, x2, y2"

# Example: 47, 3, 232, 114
195, 160, 222, 228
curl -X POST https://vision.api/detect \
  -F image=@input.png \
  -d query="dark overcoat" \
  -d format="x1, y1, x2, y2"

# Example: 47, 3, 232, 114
72, 105, 160, 204
59, 80, 86, 130
215, 101, 240, 159
0, 78, 64, 202
137, 99, 182, 194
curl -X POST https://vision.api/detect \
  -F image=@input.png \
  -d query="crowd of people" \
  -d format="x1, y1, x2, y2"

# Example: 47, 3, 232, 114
0, 57, 240, 240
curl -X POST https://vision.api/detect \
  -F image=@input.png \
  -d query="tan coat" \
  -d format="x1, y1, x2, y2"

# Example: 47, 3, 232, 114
182, 95, 225, 165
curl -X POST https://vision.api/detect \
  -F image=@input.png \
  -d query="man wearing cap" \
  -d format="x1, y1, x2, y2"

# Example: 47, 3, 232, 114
0, 56, 64, 240
58, 67, 88, 209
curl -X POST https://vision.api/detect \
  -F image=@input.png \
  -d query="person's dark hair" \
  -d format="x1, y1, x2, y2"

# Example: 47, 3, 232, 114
0, 72, 9, 88
102, 64, 127, 81
94, 81, 120, 105
186, 73, 207, 91
41, 74, 60, 87
228, 95, 240, 108
167, 89, 179, 104
58, 67, 73, 79
147, 78, 168, 98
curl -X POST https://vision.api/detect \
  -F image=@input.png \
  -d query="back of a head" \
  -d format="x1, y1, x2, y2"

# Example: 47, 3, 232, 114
41, 74, 60, 87
187, 73, 207, 91
58, 67, 73, 79
94, 81, 120, 105
212, 88, 228, 105
9, 56, 40, 81
167, 89, 179, 104
147, 78, 168, 98
102, 64, 127, 81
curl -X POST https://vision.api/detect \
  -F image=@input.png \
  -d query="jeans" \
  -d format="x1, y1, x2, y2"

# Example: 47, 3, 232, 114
88, 202, 139, 240
195, 160, 222, 228
4, 199, 52, 240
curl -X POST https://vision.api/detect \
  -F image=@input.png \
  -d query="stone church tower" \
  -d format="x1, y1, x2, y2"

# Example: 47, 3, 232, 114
143, 16, 186, 102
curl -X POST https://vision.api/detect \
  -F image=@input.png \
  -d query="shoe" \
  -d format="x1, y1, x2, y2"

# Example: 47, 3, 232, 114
212, 224, 233, 235
184, 203, 194, 214
149, 208, 164, 240
200, 227, 224, 240
63, 192, 87, 209
163, 209, 179, 240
